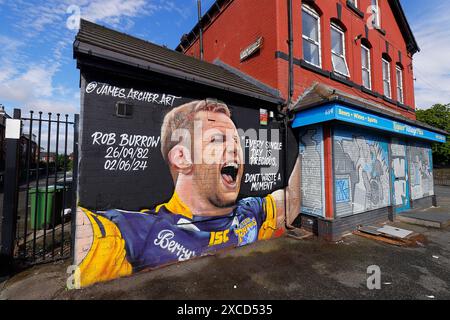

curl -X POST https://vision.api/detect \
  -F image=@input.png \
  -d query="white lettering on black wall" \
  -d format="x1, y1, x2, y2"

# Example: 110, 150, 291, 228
91, 131, 160, 172
243, 137, 282, 192
85, 82, 181, 107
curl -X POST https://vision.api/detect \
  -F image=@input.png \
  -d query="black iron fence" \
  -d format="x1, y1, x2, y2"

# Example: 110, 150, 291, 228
434, 168, 450, 186
1, 108, 79, 269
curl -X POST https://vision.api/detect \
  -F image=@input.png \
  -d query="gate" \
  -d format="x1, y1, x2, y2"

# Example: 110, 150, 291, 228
1, 108, 79, 268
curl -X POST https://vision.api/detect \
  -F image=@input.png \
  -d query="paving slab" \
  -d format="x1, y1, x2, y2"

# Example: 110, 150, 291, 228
377, 225, 413, 238
398, 209, 450, 228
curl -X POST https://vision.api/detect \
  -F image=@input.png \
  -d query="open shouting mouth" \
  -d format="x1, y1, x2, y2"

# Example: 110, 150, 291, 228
221, 162, 239, 189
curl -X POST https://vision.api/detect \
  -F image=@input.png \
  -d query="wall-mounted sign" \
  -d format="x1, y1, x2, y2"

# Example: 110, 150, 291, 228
260, 108, 268, 125
5, 119, 21, 139
240, 37, 263, 62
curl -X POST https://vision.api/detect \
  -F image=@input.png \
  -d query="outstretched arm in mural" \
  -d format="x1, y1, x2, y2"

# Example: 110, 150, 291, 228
74, 207, 133, 287
272, 157, 301, 230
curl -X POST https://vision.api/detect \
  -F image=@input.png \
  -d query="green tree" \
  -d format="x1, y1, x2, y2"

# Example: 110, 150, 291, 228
416, 103, 450, 166
56, 154, 73, 172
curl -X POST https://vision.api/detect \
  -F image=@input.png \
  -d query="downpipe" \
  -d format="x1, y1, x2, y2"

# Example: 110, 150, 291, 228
284, 0, 295, 230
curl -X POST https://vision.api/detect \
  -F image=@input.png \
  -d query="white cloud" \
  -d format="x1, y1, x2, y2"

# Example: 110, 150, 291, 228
0, 56, 77, 117
81, 0, 148, 26
0, 31, 63, 106
0, 0, 151, 113
7, 0, 190, 35
0, 28, 75, 115
160, 1, 190, 20
1, 0, 195, 153
7, 1, 67, 38
31, 98, 79, 118
0, 35, 26, 71
0, 0, 194, 119
410, 2, 450, 109
0, 64, 57, 102
0, 34, 23, 52
0, 65, 17, 82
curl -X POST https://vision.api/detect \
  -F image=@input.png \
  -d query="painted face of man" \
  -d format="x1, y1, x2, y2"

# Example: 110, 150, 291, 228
191, 110, 244, 209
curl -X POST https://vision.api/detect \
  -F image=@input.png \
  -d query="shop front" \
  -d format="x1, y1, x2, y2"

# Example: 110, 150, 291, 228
291, 94, 447, 240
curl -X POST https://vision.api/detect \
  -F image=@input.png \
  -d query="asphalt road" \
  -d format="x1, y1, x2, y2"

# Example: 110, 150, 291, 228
0, 186, 449, 300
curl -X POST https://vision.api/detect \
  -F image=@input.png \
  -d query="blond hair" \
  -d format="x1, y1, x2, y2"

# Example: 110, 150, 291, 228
160, 99, 231, 161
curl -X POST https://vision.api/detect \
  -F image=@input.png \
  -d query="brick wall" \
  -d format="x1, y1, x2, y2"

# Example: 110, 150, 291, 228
184, 0, 418, 119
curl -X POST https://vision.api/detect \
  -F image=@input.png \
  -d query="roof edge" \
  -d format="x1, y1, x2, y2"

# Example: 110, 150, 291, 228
389, 0, 420, 55
73, 41, 284, 105
176, 0, 233, 52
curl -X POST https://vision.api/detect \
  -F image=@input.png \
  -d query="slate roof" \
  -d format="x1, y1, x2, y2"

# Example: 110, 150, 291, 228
74, 19, 283, 104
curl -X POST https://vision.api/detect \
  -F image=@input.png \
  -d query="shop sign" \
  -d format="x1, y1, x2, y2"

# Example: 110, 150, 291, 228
292, 103, 447, 143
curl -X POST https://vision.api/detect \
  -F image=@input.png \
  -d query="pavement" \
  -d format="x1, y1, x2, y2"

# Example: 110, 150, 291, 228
397, 186, 450, 228
0, 186, 449, 300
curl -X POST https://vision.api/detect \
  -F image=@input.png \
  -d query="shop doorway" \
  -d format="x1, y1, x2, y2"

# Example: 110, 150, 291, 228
390, 138, 410, 213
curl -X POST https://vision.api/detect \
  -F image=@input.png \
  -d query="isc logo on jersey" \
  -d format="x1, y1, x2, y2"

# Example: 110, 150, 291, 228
209, 230, 230, 246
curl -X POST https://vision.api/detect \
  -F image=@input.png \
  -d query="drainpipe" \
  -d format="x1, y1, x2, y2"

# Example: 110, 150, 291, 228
197, 0, 204, 60
287, 0, 294, 108
285, 0, 295, 230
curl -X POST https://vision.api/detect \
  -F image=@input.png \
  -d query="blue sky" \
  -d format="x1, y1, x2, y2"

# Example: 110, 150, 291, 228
0, 0, 449, 119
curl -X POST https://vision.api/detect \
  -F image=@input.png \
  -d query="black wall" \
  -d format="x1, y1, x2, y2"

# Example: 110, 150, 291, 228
78, 63, 297, 211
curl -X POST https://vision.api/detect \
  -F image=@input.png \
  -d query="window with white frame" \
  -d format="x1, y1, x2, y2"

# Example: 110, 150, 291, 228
371, 0, 381, 28
348, 0, 358, 7
382, 58, 391, 98
396, 66, 404, 103
361, 45, 371, 89
302, 5, 321, 67
331, 24, 349, 76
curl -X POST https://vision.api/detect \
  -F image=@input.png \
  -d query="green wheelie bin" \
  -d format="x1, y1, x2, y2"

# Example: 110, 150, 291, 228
29, 186, 64, 230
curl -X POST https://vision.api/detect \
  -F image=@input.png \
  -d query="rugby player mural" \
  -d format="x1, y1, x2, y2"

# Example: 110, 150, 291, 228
75, 97, 300, 287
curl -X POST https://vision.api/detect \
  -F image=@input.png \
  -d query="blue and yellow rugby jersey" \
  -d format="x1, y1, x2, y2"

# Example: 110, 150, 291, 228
78, 193, 276, 287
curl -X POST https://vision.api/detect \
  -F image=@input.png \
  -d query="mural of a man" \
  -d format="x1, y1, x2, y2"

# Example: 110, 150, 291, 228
75, 99, 300, 287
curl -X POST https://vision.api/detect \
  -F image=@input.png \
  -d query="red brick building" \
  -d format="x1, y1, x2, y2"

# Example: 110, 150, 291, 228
177, 0, 447, 239
178, 0, 418, 118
